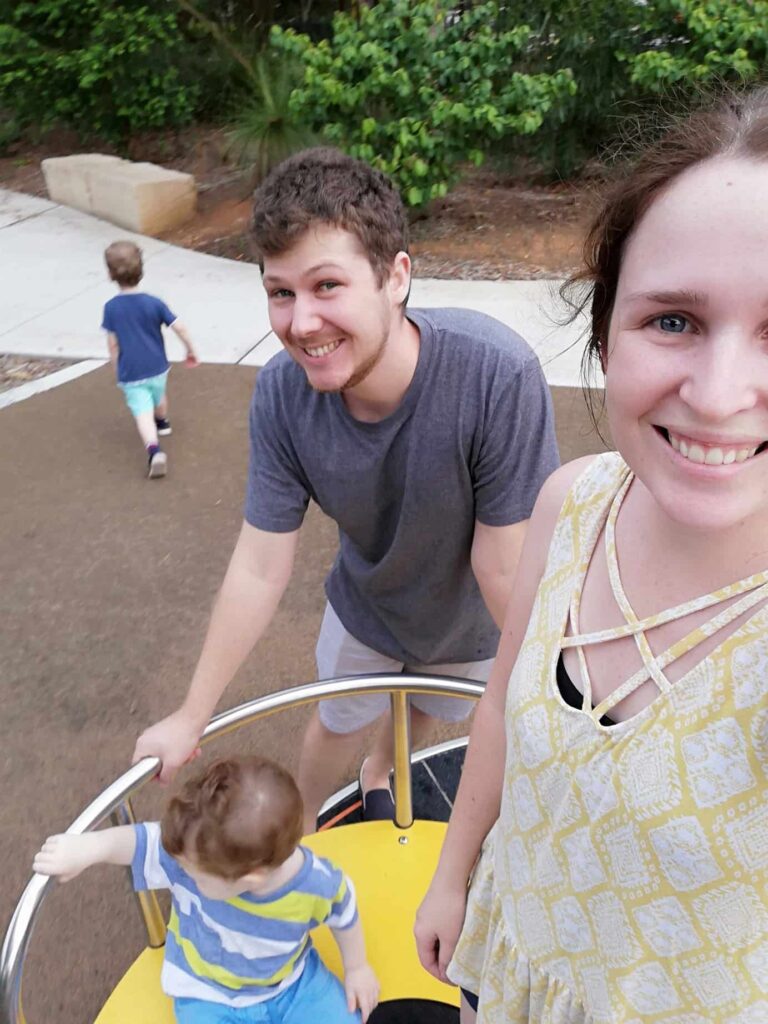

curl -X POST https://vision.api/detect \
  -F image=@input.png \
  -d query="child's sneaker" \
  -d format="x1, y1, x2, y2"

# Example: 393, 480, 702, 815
155, 417, 172, 436
147, 447, 168, 479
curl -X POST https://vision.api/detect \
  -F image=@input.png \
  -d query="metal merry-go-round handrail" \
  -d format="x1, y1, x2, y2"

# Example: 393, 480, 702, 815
1, 673, 483, 1024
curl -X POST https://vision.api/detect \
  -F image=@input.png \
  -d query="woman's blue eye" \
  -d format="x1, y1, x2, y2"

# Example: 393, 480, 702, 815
656, 314, 688, 333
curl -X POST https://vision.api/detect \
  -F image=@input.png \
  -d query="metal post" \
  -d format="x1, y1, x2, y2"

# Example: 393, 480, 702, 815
111, 801, 166, 948
390, 691, 413, 829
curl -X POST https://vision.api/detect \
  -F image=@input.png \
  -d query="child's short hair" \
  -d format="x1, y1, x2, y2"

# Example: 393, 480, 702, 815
105, 241, 143, 287
251, 147, 409, 285
161, 756, 304, 879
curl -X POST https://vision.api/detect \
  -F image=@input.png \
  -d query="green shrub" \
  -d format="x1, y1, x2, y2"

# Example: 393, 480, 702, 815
496, 0, 768, 177
628, 0, 768, 91
271, 0, 575, 206
0, 1, 198, 140
493, 0, 664, 177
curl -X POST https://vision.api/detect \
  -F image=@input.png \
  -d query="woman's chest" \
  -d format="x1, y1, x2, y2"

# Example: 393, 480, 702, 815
563, 539, 768, 723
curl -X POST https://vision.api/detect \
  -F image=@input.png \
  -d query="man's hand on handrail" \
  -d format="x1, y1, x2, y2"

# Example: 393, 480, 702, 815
132, 708, 202, 784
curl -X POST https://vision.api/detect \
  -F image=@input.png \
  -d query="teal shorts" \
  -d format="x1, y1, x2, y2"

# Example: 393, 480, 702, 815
173, 950, 360, 1023
119, 370, 168, 417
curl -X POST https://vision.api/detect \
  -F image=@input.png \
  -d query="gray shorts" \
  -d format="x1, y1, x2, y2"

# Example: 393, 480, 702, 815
316, 603, 493, 734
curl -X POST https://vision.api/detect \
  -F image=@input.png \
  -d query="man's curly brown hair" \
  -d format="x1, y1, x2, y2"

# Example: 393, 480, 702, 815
251, 147, 409, 285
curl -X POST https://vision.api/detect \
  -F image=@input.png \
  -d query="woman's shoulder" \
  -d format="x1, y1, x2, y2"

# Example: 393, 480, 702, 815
524, 452, 624, 560
536, 451, 623, 516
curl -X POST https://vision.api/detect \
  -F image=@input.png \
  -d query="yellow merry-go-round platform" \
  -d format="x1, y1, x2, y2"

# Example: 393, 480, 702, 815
1, 675, 481, 1024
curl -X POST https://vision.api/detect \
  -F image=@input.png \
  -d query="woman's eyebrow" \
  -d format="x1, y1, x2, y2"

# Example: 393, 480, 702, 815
625, 288, 708, 306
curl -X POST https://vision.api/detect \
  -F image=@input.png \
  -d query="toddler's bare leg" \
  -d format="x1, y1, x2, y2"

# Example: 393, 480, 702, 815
154, 394, 168, 419
134, 410, 158, 448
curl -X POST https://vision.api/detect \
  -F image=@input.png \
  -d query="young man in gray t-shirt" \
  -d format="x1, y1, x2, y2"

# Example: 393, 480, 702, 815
133, 148, 559, 831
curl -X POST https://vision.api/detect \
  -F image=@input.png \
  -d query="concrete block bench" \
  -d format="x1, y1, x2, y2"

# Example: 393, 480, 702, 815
42, 154, 196, 235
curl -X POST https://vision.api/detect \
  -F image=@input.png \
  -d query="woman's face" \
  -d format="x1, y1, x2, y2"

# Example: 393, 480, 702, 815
605, 156, 768, 532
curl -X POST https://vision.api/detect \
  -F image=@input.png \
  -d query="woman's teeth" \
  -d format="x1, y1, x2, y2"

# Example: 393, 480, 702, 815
305, 340, 341, 358
667, 431, 759, 465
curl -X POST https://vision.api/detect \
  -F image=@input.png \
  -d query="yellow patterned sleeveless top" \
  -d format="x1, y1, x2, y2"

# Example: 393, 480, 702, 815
449, 452, 768, 1023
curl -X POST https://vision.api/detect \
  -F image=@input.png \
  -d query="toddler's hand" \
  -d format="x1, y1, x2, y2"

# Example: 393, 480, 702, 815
185, 352, 199, 368
344, 964, 379, 1023
33, 833, 100, 882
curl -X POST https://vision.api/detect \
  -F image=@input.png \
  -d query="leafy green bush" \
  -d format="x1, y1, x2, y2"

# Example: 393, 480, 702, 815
628, 0, 768, 91
271, 0, 575, 206
0, 1, 198, 140
496, 0, 768, 176
493, 0, 664, 176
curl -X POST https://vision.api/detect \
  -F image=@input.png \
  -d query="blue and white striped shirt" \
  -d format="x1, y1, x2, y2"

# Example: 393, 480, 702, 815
131, 823, 357, 1006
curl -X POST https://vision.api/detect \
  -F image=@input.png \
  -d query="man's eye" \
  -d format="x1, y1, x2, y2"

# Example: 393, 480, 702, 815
654, 314, 689, 334
270, 289, 292, 299
319, 281, 339, 292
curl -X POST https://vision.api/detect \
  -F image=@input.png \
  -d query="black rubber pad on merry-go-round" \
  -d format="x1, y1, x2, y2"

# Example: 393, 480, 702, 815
369, 998, 460, 1023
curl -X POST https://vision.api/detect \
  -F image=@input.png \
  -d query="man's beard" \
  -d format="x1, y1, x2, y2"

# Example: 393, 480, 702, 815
308, 320, 390, 395
340, 332, 388, 393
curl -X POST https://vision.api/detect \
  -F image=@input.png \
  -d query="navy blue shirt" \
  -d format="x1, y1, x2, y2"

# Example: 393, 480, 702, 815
102, 293, 176, 383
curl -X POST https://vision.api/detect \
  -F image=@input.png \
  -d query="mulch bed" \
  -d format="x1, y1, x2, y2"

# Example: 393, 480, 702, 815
0, 353, 79, 394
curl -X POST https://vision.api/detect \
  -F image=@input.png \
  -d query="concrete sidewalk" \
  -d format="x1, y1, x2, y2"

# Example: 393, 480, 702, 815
0, 188, 587, 386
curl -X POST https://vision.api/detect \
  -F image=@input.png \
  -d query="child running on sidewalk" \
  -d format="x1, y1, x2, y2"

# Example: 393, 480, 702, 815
102, 240, 199, 479
34, 756, 379, 1023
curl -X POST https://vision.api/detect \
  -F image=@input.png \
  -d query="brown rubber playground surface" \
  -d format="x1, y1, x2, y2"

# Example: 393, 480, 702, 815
0, 363, 608, 1024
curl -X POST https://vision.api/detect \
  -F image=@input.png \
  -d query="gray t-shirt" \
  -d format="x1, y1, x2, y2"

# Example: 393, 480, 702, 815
245, 307, 559, 664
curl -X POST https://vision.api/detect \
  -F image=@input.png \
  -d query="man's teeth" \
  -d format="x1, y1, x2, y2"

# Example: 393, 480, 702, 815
667, 431, 759, 465
305, 340, 341, 358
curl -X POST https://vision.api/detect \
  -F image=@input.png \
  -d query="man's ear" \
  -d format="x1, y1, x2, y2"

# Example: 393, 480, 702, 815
387, 251, 412, 305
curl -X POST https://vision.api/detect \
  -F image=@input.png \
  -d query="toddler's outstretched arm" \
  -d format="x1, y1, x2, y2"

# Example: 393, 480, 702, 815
333, 917, 380, 1023
33, 827, 136, 883
170, 320, 199, 366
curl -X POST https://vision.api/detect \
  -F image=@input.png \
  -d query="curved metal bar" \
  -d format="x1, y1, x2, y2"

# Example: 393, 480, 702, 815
199, 674, 481, 741
1, 674, 482, 1024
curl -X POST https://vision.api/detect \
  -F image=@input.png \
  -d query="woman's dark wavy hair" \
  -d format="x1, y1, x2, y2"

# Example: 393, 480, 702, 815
562, 87, 768, 428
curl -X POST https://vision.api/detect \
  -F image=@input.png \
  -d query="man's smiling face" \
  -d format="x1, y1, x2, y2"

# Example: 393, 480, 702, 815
262, 223, 399, 394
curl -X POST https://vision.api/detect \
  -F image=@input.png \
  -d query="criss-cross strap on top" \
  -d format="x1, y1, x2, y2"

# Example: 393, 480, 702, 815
561, 469, 768, 724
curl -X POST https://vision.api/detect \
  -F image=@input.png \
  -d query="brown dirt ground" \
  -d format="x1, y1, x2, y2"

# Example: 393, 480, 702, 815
1, 132, 606, 1020
0, 127, 599, 283
1, 366, 607, 1024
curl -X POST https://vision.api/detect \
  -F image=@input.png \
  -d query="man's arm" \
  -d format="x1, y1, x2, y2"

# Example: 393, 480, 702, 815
106, 331, 119, 367
34, 827, 137, 882
133, 520, 299, 781
470, 518, 528, 628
